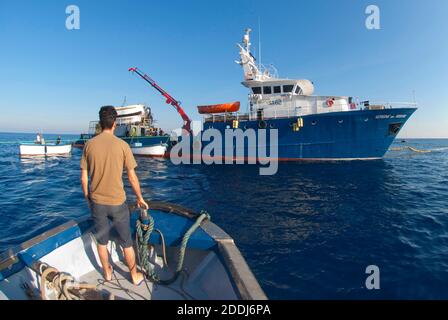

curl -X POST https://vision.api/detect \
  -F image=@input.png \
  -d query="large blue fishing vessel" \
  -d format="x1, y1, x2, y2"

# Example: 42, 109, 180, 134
200, 29, 417, 160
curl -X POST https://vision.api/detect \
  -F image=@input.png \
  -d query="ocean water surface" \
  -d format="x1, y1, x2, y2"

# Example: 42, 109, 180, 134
0, 132, 447, 299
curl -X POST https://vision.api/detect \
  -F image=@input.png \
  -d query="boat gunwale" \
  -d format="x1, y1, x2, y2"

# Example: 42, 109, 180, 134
19, 143, 72, 147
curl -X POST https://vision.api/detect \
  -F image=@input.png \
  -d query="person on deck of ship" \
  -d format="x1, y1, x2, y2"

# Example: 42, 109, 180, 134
80, 106, 148, 286
56, 136, 61, 145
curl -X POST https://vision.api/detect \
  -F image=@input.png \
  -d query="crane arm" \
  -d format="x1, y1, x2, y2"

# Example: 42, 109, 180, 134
129, 67, 192, 132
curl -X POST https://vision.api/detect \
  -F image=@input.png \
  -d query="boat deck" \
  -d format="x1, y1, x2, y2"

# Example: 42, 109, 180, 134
79, 249, 209, 300
0, 211, 266, 300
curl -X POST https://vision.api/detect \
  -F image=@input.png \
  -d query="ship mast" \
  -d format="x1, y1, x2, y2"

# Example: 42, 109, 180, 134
236, 28, 273, 82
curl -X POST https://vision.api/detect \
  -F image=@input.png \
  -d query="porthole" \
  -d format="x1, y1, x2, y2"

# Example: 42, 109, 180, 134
243, 125, 248, 130
338, 120, 343, 124
270, 124, 275, 129
364, 118, 369, 122
311, 120, 317, 126
226, 125, 230, 129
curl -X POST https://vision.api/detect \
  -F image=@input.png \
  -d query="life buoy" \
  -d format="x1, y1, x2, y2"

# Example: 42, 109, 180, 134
326, 99, 334, 107
131, 127, 137, 137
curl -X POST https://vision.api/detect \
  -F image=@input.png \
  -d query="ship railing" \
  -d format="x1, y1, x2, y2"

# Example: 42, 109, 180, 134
88, 121, 99, 135
203, 106, 312, 123
203, 113, 247, 123
248, 106, 314, 120
362, 101, 418, 108
200, 100, 419, 123
257, 64, 279, 79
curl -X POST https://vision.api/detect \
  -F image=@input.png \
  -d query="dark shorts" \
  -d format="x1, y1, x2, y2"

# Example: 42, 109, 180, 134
90, 201, 133, 248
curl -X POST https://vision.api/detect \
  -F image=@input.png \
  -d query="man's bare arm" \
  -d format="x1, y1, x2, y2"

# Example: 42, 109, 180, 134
127, 168, 149, 209
81, 169, 89, 200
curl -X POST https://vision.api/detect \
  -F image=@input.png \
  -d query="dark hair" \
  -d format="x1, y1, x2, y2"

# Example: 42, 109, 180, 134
99, 106, 117, 130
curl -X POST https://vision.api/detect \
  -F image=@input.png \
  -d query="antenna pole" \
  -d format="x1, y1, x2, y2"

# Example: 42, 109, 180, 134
258, 17, 262, 69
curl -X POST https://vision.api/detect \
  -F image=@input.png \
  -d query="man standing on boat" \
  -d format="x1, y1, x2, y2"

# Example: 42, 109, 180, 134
80, 106, 147, 285
35, 133, 42, 144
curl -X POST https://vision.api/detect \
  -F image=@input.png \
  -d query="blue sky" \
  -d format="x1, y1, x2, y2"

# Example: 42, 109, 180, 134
0, 0, 447, 137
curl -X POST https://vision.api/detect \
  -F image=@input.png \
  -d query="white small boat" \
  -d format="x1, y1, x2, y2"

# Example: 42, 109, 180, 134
19, 143, 72, 157
0, 201, 266, 300
131, 142, 168, 157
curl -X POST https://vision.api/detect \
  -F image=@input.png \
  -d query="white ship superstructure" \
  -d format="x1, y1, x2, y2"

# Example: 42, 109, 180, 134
236, 28, 356, 121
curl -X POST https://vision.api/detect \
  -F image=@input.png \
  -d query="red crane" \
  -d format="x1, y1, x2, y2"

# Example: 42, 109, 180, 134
129, 67, 192, 133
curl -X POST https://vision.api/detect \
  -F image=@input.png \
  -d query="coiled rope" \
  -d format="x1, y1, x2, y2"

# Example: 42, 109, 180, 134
38, 263, 103, 300
136, 210, 210, 285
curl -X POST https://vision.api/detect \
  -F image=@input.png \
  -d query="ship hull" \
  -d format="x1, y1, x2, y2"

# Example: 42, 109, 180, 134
19, 144, 72, 157
73, 135, 170, 157
201, 108, 417, 160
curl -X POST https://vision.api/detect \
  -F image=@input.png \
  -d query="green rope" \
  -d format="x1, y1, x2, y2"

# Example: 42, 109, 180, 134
175, 211, 210, 273
136, 210, 210, 285
136, 215, 159, 282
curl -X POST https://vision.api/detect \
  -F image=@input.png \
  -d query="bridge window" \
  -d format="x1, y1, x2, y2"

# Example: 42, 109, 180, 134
263, 86, 272, 94
295, 86, 301, 94
283, 85, 294, 93
252, 87, 261, 94
273, 86, 281, 93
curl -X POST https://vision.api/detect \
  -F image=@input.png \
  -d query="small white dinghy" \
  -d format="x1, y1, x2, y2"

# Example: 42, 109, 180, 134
0, 201, 266, 300
19, 143, 72, 157
131, 142, 168, 157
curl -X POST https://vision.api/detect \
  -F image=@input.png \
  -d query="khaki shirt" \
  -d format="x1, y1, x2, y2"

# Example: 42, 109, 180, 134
80, 132, 137, 205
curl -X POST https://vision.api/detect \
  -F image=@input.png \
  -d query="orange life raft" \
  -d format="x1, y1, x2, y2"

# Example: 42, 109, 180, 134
197, 101, 240, 114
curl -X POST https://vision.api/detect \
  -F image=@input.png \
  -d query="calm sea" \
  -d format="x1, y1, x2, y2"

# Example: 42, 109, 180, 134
1, 132, 447, 299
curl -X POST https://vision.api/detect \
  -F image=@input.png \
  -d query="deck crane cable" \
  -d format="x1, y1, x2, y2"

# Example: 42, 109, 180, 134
135, 208, 210, 286
129, 67, 192, 133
